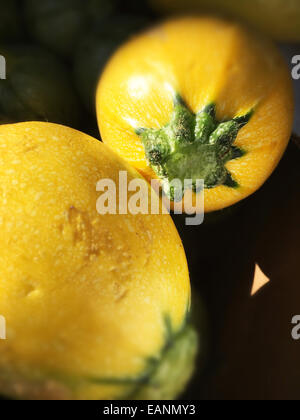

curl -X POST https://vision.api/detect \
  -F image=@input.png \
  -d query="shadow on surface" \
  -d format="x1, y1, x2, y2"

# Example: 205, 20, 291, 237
181, 140, 300, 400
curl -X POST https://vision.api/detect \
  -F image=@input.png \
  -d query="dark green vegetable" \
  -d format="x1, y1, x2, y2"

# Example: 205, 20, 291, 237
0, 45, 82, 128
24, 0, 117, 58
0, 0, 22, 41
73, 15, 150, 114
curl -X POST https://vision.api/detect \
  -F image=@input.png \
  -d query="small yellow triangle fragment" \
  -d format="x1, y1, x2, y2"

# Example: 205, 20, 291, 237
251, 264, 270, 296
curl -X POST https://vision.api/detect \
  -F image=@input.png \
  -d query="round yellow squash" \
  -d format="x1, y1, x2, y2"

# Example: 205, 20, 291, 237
149, 0, 300, 43
0, 122, 195, 400
97, 16, 294, 213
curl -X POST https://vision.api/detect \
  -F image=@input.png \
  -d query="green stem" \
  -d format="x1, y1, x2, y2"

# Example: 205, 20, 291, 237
136, 95, 253, 201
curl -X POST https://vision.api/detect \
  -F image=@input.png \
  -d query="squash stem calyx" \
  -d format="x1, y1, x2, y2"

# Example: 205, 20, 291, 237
136, 96, 253, 201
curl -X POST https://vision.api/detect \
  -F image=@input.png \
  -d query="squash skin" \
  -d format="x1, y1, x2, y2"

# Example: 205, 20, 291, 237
0, 122, 194, 400
149, 0, 300, 43
0, 45, 82, 128
24, 0, 116, 58
96, 16, 294, 213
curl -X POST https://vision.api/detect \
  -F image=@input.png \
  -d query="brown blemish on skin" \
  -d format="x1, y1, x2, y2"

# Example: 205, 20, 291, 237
21, 134, 40, 154
23, 145, 39, 153
113, 282, 129, 303
22, 283, 37, 298
58, 206, 101, 261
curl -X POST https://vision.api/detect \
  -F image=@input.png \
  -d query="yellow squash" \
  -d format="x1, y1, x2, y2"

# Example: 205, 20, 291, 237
0, 122, 196, 400
149, 0, 300, 42
97, 16, 294, 213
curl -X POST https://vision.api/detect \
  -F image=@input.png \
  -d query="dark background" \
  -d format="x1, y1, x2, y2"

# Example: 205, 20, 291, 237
0, 0, 299, 401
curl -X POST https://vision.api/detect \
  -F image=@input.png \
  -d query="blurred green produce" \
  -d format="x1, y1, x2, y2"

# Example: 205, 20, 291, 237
74, 15, 150, 114
133, 324, 198, 400
0, 0, 23, 41
24, 0, 117, 58
0, 45, 82, 127
125, 0, 153, 14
